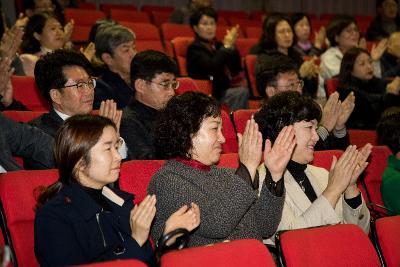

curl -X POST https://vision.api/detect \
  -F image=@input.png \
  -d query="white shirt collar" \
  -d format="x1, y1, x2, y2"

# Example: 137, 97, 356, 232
53, 108, 70, 121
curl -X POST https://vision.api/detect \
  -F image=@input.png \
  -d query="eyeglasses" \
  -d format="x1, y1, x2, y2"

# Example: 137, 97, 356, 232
149, 80, 180, 90
275, 80, 304, 91
62, 78, 96, 91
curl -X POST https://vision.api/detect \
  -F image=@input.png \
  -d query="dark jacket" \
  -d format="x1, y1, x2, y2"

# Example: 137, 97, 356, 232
380, 52, 400, 78
120, 99, 159, 160
94, 69, 135, 110
187, 38, 243, 99
0, 113, 54, 171
28, 109, 64, 137
337, 76, 400, 129
366, 16, 400, 41
34, 182, 155, 267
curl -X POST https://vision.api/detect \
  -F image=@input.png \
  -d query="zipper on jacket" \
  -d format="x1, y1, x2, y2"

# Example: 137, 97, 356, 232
96, 212, 107, 248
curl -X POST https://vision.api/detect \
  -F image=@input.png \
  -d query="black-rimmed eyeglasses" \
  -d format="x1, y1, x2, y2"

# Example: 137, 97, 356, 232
61, 78, 96, 91
149, 80, 180, 90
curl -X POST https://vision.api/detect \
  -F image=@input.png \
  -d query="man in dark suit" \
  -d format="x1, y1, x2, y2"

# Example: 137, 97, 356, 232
0, 113, 54, 172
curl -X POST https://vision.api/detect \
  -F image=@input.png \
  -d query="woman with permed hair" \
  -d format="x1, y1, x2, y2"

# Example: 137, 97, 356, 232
337, 47, 400, 129
377, 109, 400, 215
254, 91, 371, 245
34, 114, 200, 266
148, 91, 290, 247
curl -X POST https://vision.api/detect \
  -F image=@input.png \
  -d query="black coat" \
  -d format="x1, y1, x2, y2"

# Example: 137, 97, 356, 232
34, 183, 155, 266
0, 113, 54, 171
94, 69, 135, 110
120, 99, 159, 160
380, 52, 400, 78
187, 38, 243, 99
29, 109, 64, 137
337, 76, 400, 129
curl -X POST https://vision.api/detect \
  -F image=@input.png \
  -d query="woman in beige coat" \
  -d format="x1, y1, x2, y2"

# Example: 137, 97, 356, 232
254, 91, 371, 244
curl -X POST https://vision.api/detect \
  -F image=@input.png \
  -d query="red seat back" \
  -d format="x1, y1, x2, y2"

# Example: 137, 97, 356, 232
2, 110, 46, 122
348, 129, 378, 147
111, 10, 151, 23
171, 37, 194, 76
326, 78, 339, 96
277, 224, 381, 267
374, 215, 400, 267
232, 109, 257, 134
0, 169, 58, 267
161, 239, 274, 267
100, 3, 137, 15
244, 55, 259, 97
245, 26, 262, 38
193, 79, 213, 95
119, 160, 165, 204
235, 38, 258, 58
312, 150, 343, 170
217, 10, 249, 21
161, 23, 194, 56
11, 76, 50, 111
176, 77, 199, 95
119, 22, 160, 40
218, 153, 239, 169
361, 146, 392, 206
71, 25, 91, 43
64, 8, 106, 26
221, 110, 238, 153
151, 11, 172, 27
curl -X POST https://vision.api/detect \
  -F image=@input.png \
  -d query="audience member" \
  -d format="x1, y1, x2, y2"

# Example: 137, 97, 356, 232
380, 31, 400, 78
149, 92, 286, 247
367, 0, 400, 41
169, 0, 213, 24
291, 13, 326, 57
255, 53, 353, 150
34, 114, 200, 266
94, 24, 136, 109
0, 113, 54, 171
337, 47, 400, 129
0, 25, 25, 75
120, 50, 179, 160
377, 109, 400, 214
250, 14, 319, 97
187, 7, 249, 111
254, 91, 371, 245
29, 48, 123, 162
19, 11, 73, 76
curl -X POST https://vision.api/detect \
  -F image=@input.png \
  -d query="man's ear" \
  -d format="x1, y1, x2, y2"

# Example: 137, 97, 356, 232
266, 86, 276, 98
101, 53, 113, 66
49, 89, 62, 105
134, 79, 147, 94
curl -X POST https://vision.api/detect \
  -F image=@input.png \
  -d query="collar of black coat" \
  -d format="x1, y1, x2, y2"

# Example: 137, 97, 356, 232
61, 182, 134, 221
126, 98, 159, 118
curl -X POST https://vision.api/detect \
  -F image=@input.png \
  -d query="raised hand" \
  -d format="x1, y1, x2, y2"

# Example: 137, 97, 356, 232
358, 37, 367, 50
99, 100, 122, 133
264, 126, 296, 181
130, 195, 157, 246
63, 19, 75, 44
370, 38, 388, 61
314, 26, 326, 49
386, 76, 400, 95
335, 92, 355, 130
80, 42, 96, 61
349, 143, 372, 186
0, 25, 24, 60
0, 57, 15, 108
323, 145, 359, 207
320, 92, 341, 132
223, 24, 239, 48
299, 58, 319, 79
237, 118, 263, 180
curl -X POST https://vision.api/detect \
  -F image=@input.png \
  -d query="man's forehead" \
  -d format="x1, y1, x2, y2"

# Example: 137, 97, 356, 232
62, 65, 89, 79
276, 71, 298, 83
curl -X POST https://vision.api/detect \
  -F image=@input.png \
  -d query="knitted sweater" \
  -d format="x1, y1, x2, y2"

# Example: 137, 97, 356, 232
148, 160, 285, 247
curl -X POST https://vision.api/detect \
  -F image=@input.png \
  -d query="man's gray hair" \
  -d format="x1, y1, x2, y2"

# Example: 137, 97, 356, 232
95, 24, 135, 58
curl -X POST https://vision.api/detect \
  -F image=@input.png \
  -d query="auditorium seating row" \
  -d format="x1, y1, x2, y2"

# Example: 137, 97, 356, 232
0, 149, 397, 266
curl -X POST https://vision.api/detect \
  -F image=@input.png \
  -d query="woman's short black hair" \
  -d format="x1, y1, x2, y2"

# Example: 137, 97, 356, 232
338, 47, 370, 88
254, 91, 322, 142
189, 7, 218, 29
155, 92, 220, 159
291, 13, 311, 43
377, 108, 400, 154
258, 13, 292, 50
326, 15, 358, 46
